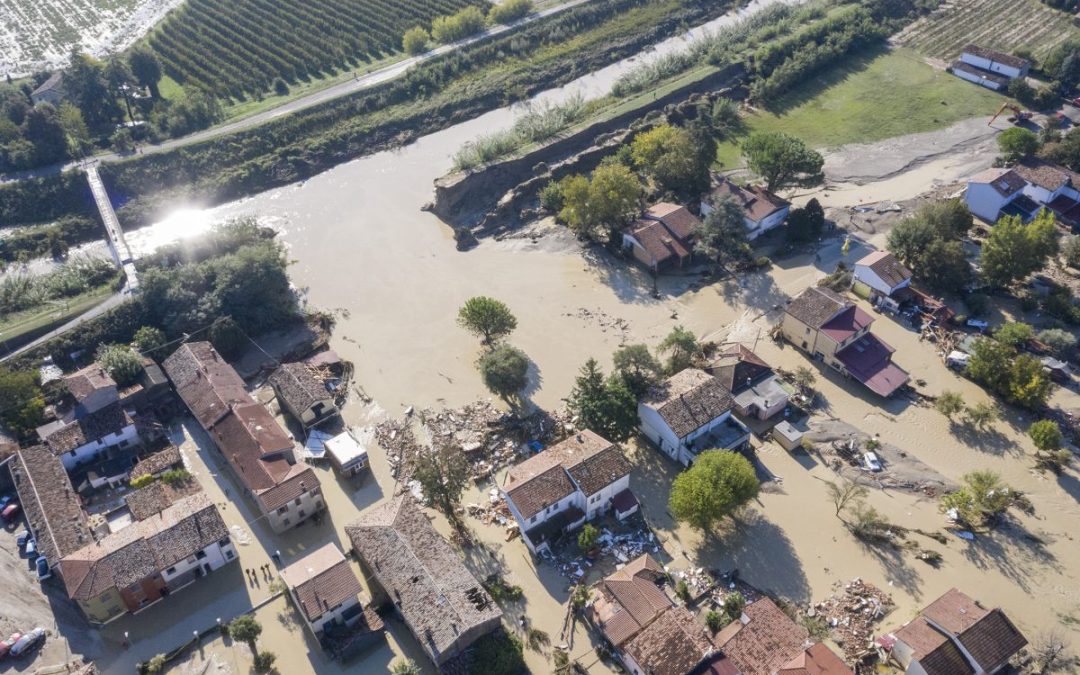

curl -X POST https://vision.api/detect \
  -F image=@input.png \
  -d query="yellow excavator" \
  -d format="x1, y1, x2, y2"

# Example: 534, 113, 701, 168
988, 102, 1033, 126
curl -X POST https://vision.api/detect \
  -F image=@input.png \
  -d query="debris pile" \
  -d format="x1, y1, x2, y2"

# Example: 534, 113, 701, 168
546, 525, 660, 582
813, 578, 893, 661
464, 489, 520, 540
375, 417, 424, 487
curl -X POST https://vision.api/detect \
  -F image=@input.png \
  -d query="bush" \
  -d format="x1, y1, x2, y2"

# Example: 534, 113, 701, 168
111, 127, 134, 153
96, 344, 143, 387
578, 523, 600, 552
964, 293, 989, 317
130, 473, 156, 489
1029, 420, 1064, 453
1038, 328, 1077, 356
676, 579, 690, 602
403, 26, 430, 55
705, 610, 724, 632
432, 6, 486, 43
253, 651, 276, 673
539, 180, 564, 212
161, 468, 193, 485
145, 654, 167, 674
466, 630, 526, 675
272, 78, 289, 96
489, 0, 533, 25
132, 325, 167, 355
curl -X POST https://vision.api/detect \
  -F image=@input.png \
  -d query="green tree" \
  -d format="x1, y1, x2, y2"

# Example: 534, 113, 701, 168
488, 0, 533, 24
966, 337, 1015, 394
964, 401, 1000, 430
997, 127, 1040, 163
578, 523, 600, 552
612, 344, 662, 397
669, 450, 760, 532
695, 196, 750, 272
585, 162, 642, 239
994, 322, 1034, 348
631, 124, 707, 193
402, 27, 430, 55
918, 199, 974, 239
886, 218, 937, 269
253, 651, 276, 673
981, 211, 1058, 287
110, 127, 133, 153
1062, 234, 1080, 268
431, 6, 486, 42
1038, 328, 1076, 356
66, 51, 121, 129
390, 659, 422, 675
1008, 354, 1052, 409
228, 615, 262, 649
705, 610, 724, 632
0, 366, 45, 437
458, 296, 517, 345
22, 104, 68, 165
1029, 419, 1064, 453
918, 238, 972, 292
479, 344, 529, 404
741, 131, 824, 192
57, 103, 91, 158
792, 366, 816, 394
941, 470, 1017, 528
209, 315, 248, 359
96, 344, 142, 387
565, 359, 639, 442
132, 325, 167, 355
721, 591, 746, 620
128, 47, 163, 98
657, 325, 697, 374
934, 391, 965, 420
414, 444, 471, 526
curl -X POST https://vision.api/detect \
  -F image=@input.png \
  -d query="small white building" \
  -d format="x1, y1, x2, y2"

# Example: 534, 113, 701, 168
965, 159, 1080, 226
38, 403, 139, 472
852, 251, 912, 301
701, 177, 790, 240
960, 45, 1031, 80
638, 368, 750, 467
280, 543, 366, 638
325, 430, 369, 477
502, 430, 633, 554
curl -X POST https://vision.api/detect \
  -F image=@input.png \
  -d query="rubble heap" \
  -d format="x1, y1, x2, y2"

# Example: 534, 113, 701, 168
812, 578, 893, 662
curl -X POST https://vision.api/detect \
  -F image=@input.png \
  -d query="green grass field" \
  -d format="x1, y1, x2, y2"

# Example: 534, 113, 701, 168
715, 47, 1005, 168
0, 284, 114, 351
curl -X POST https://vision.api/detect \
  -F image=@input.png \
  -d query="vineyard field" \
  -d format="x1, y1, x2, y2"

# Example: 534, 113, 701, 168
148, 0, 488, 100
895, 0, 1080, 61
0, 0, 183, 77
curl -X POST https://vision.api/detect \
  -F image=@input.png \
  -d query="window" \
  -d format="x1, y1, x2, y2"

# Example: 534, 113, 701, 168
196, 551, 207, 560
530, 516, 537, 523
315, 501, 324, 511
225, 550, 235, 560
295, 498, 302, 506
299, 510, 306, 518
311, 486, 321, 496
282, 518, 291, 526
219, 537, 230, 547
805, 327, 810, 335
277, 506, 288, 514
166, 567, 176, 575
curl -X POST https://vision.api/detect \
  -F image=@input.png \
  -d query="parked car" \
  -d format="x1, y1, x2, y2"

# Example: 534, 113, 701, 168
25, 538, 36, 557
35, 557, 51, 581
9, 628, 45, 658
1, 502, 20, 521
863, 451, 883, 472
16, 531, 30, 549
0, 632, 22, 658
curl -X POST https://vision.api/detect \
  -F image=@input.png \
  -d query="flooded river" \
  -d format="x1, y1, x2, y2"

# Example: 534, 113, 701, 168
92, 0, 1080, 672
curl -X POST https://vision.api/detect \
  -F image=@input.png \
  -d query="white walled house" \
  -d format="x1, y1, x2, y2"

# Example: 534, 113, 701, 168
852, 251, 912, 300
502, 430, 633, 554
39, 404, 139, 472
965, 159, 1080, 226
702, 177, 790, 240
638, 368, 750, 467
964, 168, 1027, 222
960, 45, 1031, 80
280, 543, 366, 638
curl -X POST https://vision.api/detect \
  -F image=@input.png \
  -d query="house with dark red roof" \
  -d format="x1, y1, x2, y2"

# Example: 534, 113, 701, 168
852, 251, 912, 301
622, 203, 702, 273
781, 287, 909, 397
882, 588, 1027, 675
279, 542, 380, 642
702, 177, 790, 240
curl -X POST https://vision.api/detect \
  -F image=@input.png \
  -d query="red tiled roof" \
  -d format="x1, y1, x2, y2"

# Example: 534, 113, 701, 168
778, 643, 853, 675
623, 606, 713, 675
819, 305, 874, 343
644, 203, 702, 240
628, 218, 691, 267
717, 598, 809, 675
786, 287, 848, 329
957, 609, 1028, 673
643, 368, 734, 439
1013, 157, 1080, 192
280, 543, 362, 622
589, 554, 671, 647
835, 333, 909, 397
708, 178, 789, 224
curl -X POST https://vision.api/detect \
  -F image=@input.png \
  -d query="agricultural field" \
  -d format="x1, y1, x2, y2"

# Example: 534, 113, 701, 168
0, 0, 183, 77
147, 0, 487, 100
894, 0, 1080, 61
714, 47, 1003, 167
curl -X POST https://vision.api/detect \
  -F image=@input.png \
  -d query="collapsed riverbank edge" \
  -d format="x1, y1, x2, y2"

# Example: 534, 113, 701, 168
430, 64, 746, 227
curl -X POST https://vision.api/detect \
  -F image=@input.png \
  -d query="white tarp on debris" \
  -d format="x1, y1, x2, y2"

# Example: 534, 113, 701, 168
303, 429, 334, 460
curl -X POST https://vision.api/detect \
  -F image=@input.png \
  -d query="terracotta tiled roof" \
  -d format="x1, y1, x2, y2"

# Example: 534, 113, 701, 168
256, 465, 319, 513
130, 446, 182, 479
967, 168, 1026, 197
855, 251, 911, 289
708, 178, 790, 224
643, 368, 734, 439
10, 445, 92, 565
280, 543, 362, 622
42, 403, 131, 455
268, 362, 332, 416
590, 554, 672, 646
786, 287, 848, 329
163, 342, 250, 428
345, 497, 502, 665
60, 492, 228, 601
623, 606, 713, 675
644, 203, 703, 240
957, 609, 1027, 673
716, 598, 810, 675
1013, 157, 1080, 193
64, 365, 115, 401
778, 643, 853, 675
628, 218, 691, 267
505, 430, 629, 518
709, 344, 772, 393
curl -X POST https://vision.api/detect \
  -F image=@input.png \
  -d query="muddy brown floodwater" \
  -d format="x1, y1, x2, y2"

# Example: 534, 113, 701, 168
103, 13, 1080, 675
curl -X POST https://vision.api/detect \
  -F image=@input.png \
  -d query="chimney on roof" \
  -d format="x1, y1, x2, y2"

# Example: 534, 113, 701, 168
746, 377, 751, 389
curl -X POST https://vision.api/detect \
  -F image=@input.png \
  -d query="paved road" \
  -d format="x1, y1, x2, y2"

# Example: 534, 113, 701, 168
0, 0, 590, 184
0, 292, 128, 362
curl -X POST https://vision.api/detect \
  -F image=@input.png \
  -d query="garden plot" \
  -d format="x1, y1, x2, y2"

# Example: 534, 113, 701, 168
894, 0, 1080, 61
0, 0, 184, 77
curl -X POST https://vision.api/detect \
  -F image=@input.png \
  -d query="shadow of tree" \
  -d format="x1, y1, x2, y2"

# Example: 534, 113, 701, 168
959, 521, 1063, 594
947, 422, 1020, 457
856, 536, 924, 601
